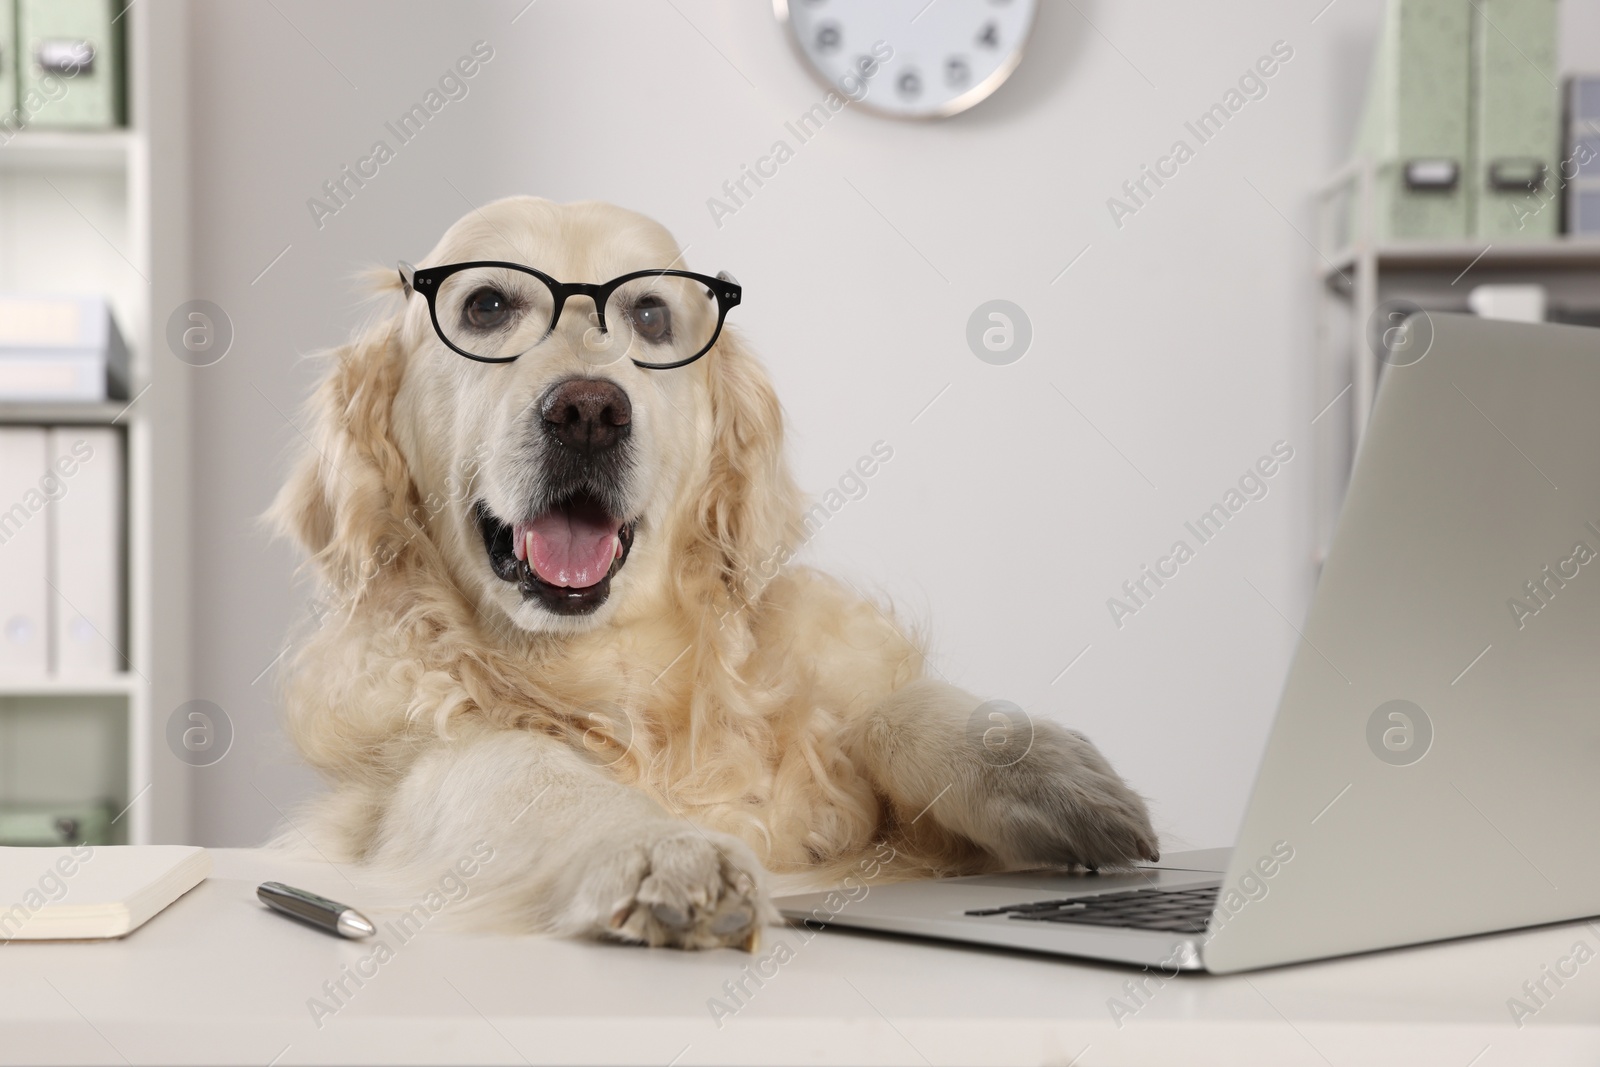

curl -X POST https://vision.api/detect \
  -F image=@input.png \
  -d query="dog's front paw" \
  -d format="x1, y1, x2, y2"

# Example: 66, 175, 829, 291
576, 824, 774, 950
974, 720, 1159, 871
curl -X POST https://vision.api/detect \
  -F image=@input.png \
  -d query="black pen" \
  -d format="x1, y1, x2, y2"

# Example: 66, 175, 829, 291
257, 881, 375, 939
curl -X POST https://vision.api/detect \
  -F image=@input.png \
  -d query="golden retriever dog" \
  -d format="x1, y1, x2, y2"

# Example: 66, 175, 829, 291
270, 196, 1158, 950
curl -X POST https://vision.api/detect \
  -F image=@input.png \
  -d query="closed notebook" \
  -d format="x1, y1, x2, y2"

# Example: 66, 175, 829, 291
0, 294, 130, 402
0, 845, 210, 940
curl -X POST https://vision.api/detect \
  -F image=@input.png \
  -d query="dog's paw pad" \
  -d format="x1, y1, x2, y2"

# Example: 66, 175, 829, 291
650, 903, 693, 930
600, 827, 771, 950
710, 904, 753, 936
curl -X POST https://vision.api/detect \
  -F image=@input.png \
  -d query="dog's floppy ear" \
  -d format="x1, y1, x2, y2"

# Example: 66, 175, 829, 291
268, 313, 414, 592
683, 327, 803, 611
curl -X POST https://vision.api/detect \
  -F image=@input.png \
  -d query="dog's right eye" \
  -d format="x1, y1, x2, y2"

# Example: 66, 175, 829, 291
463, 288, 514, 331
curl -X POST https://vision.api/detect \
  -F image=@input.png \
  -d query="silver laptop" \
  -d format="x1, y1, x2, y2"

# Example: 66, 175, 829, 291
775, 313, 1600, 973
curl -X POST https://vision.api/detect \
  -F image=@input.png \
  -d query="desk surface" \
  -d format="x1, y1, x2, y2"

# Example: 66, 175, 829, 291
2, 848, 1597, 1066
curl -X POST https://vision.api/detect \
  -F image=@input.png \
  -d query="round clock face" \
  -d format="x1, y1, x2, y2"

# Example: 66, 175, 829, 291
775, 0, 1038, 120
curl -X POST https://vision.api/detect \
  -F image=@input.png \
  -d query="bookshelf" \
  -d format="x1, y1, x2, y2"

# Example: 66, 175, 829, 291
0, 3, 191, 845
1310, 158, 1600, 563
0, 400, 127, 423
0, 129, 136, 171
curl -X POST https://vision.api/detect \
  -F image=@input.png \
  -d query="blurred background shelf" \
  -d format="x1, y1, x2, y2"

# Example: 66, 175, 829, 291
0, 3, 191, 847
0, 400, 132, 424
1319, 239, 1600, 332
0, 675, 140, 697
1323, 239, 1600, 282
0, 130, 136, 172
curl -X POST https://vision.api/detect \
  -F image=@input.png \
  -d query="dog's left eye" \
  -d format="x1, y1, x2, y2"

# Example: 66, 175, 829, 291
463, 287, 515, 331
627, 297, 672, 344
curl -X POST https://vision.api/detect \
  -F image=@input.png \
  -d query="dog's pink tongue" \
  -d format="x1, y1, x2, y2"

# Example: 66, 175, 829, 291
514, 511, 621, 588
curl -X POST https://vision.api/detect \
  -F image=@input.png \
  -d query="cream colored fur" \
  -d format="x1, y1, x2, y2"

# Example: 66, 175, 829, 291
269, 197, 1157, 948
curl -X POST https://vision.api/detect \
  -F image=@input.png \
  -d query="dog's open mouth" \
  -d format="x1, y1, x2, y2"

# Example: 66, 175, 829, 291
476, 496, 635, 615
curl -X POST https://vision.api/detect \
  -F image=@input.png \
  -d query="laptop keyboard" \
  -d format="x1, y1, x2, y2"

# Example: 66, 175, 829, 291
964, 883, 1220, 934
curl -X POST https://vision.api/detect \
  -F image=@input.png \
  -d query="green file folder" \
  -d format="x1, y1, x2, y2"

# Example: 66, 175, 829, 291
0, 801, 114, 846
1351, 0, 1472, 241
1469, 0, 1560, 240
16, 0, 124, 129
0, 1, 15, 128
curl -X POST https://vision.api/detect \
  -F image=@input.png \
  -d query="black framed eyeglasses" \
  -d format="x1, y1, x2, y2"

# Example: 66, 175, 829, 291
398, 260, 742, 370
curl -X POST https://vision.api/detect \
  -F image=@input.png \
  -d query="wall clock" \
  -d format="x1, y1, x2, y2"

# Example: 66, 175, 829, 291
774, 0, 1038, 120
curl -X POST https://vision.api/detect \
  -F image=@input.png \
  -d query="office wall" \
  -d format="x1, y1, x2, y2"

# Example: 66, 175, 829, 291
185, 1, 1598, 849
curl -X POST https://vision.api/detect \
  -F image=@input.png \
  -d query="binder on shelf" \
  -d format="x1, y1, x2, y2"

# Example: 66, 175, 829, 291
0, 429, 51, 674
1348, 0, 1472, 242
1469, 0, 1560, 240
15, 0, 124, 130
0, 294, 129, 402
0, 0, 16, 127
1564, 75, 1600, 236
0, 800, 113, 846
48, 426, 122, 676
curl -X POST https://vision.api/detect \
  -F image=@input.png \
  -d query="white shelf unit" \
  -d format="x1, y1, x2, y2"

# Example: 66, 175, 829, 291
0, 3, 191, 845
1311, 160, 1600, 562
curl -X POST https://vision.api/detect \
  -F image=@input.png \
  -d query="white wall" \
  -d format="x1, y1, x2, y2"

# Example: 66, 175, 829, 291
184, 0, 1596, 850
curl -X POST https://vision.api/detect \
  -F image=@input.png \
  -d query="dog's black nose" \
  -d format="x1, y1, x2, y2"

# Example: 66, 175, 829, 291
540, 377, 632, 455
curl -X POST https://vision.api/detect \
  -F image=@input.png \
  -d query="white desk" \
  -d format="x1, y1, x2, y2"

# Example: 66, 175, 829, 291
3, 849, 1597, 1066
